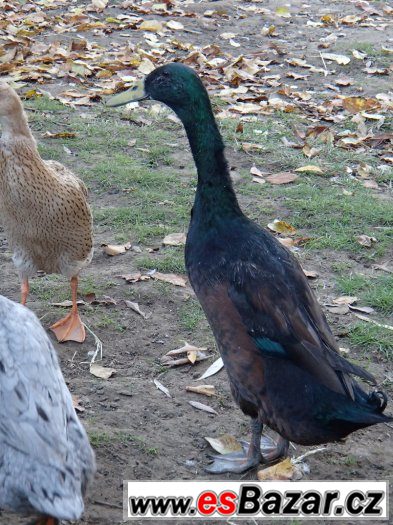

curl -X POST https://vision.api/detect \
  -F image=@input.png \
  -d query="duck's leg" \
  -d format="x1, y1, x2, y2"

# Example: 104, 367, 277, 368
205, 418, 263, 474
205, 420, 290, 474
50, 276, 86, 343
27, 517, 59, 525
21, 277, 29, 306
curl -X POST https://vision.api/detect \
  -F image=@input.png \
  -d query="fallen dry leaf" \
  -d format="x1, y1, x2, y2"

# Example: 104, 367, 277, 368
258, 458, 302, 481
188, 400, 217, 415
186, 385, 216, 397
162, 342, 209, 367
342, 97, 381, 114
250, 165, 265, 178
197, 357, 224, 380
43, 131, 77, 139
326, 305, 350, 315
303, 269, 318, 279
90, 363, 116, 380
72, 395, 85, 413
119, 272, 151, 283
294, 165, 323, 174
321, 52, 351, 65
356, 235, 377, 247
205, 434, 242, 455
153, 378, 171, 398
152, 272, 187, 287
162, 232, 187, 246
102, 242, 131, 256
333, 296, 358, 305
51, 299, 86, 307
348, 305, 375, 314
266, 172, 298, 185
278, 237, 295, 248
267, 219, 297, 235
124, 300, 149, 319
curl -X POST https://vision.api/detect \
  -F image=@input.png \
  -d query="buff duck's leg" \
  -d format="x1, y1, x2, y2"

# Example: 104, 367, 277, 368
205, 418, 263, 474
50, 276, 86, 343
27, 517, 59, 525
21, 277, 29, 306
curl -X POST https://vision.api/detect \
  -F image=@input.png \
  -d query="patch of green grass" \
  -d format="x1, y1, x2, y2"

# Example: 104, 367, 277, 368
88, 430, 158, 455
136, 248, 185, 274
348, 323, 393, 360
337, 274, 393, 314
25, 95, 68, 112
29, 275, 69, 302
178, 299, 206, 332
268, 181, 393, 257
96, 311, 125, 332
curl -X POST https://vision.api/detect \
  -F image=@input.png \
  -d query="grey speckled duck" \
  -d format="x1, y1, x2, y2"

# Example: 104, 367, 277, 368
0, 81, 93, 343
0, 295, 95, 524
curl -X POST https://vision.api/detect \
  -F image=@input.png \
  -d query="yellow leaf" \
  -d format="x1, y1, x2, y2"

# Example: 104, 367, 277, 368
295, 165, 323, 174
258, 458, 299, 480
267, 219, 297, 235
275, 6, 291, 18
342, 97, 381, 114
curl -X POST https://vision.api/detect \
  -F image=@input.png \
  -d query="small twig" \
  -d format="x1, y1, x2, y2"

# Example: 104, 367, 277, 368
319, 52, 329, 77
83, 323, 103, 363
93, 499, 123, 509
293, 446, 328, 464
354, 314, 393, 331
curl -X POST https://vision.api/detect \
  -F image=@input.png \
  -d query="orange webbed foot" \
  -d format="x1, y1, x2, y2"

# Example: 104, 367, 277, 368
50, 310, 85, 343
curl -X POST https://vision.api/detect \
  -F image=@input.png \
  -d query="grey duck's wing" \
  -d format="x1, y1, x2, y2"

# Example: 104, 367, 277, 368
0, 296, 95, 520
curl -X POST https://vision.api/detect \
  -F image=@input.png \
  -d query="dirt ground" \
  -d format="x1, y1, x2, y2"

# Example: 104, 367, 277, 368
0, 0, 392, 524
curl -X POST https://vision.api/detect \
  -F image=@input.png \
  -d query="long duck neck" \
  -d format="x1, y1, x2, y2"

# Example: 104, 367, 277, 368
0, 100, 35, 144
178, 98, 242, 221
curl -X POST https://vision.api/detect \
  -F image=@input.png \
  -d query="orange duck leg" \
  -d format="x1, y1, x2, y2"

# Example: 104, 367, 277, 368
50, 276, 85, 343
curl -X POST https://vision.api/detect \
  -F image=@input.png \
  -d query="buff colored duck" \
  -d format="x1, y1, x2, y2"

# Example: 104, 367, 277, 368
0, 295, 95, 524
0, 82, 93, 342
108, 64, 391, 474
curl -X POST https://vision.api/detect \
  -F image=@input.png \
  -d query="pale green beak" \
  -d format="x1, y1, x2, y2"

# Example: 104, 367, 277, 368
106, 80, 149, 107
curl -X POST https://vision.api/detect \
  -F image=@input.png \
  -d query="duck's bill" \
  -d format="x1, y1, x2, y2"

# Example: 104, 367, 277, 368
106, 80, 149, 107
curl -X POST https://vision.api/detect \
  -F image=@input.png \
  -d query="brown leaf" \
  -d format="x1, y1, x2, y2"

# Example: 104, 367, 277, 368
205, 434, 242, 454
186, 385, 216, 397
102, 242, 131, 256
119, 272, 150, 283
342, 97, 381, 114
90, 363, 116, 380
348, 305, 375, 314
326, 305, 350, 315
188, 400, 217, 415
266, 172, 298, 185
43, 131, 77, 139
278, 237, 295, 248
152, 272, 187, 287
250, 165, 265, 178
72, 395, 85, 413
356, 235, 377, 247
162, 232, 186, 246
51, 299, 86, 307
333, 296, 358, 305
124, 300, 149, 319
303, 269, 318, 279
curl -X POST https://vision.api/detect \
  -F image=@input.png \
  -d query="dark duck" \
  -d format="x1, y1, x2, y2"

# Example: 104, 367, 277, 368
107, 63, 391, 474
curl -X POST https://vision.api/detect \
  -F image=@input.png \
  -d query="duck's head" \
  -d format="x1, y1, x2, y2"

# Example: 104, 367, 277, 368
107, 63, 211, 119
0, 81, 22, 118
